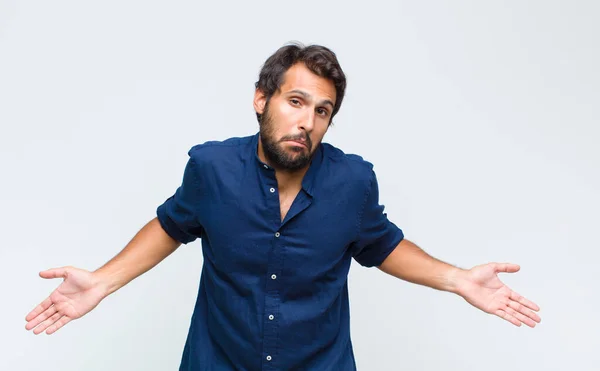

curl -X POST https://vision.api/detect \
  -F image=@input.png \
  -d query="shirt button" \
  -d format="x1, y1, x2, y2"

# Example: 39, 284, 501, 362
269, 314, 274, 320
271, 274, 277, 280
266, 355, 272, 361
275, 232, 280, 238
269, 187, 275, 193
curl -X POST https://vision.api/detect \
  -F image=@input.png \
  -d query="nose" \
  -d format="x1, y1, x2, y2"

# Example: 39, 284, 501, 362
299, 108, 315, 132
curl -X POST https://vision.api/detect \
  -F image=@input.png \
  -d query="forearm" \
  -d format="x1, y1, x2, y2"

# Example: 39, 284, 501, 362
378, 239, 465, 294
93, 217, 182, 296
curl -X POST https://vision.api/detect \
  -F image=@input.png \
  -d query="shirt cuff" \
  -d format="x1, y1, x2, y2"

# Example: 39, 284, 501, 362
156, 201, 197, 244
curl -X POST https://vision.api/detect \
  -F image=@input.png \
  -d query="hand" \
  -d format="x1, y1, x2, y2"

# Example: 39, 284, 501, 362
25, 266, 108, 335
455, 263, 541, 327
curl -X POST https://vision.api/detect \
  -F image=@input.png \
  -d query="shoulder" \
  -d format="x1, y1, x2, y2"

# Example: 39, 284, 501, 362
186, 134, 254, 167
321, 142, 375, 183
188, 135, 252, 157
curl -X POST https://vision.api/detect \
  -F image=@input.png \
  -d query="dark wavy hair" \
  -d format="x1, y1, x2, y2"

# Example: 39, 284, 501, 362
254, 42, 347, 125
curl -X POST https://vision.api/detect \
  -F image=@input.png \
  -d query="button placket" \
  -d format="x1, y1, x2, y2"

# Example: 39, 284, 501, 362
261, 171, 282, 369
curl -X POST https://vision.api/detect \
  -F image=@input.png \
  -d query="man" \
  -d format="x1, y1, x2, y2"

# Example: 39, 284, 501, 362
25, 43, 541, 370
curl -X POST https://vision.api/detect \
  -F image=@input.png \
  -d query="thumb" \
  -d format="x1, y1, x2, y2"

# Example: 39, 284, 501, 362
494, 263, 520, 273
39, 266, 71, 279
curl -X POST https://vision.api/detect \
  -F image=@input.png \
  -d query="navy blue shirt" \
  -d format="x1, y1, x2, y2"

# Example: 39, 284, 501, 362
156, 133, 404, 370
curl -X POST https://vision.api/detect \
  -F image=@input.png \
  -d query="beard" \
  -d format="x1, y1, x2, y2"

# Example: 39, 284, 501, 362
259, 102, 314, 171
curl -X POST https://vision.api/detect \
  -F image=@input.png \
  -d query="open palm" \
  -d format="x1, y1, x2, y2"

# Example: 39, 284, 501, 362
25, 266, 107, 335
459, 263, 541, 327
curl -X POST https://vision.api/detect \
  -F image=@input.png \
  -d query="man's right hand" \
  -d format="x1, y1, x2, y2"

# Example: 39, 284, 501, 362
25, 218, 183, 336
25, 266, 108, 335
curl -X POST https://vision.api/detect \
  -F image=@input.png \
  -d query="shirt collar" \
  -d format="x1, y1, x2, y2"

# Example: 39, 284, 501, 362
251, 132, 323, 197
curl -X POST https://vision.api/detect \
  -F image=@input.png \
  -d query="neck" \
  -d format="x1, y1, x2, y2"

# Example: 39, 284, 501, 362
274, 167, 309, 193
257, 136, 309, 192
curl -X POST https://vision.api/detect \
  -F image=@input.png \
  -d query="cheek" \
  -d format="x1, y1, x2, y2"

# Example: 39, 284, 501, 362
310, 127, 328, 145
270, 102, 294, 120
278, 104, 303, 122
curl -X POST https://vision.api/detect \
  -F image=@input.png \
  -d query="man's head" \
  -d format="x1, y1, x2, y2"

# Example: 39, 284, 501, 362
253, 42, 346, 172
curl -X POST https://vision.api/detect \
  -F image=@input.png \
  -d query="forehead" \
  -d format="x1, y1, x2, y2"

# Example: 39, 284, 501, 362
278, 63, 336, 103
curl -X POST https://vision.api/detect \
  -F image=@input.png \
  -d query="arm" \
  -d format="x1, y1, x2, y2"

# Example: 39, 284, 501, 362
377, 238, 542, 328
25, 150, 203, 335
25, 217, 182, 335
94, 217, 182, 296
378, 238, 464, 294
26, 149, 203, 335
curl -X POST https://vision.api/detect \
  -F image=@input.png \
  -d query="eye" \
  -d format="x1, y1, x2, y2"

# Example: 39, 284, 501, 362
317, 108, 329, 116
290, 98, 301, 106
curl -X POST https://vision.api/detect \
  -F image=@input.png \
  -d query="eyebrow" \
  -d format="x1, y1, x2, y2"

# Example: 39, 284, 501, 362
287, 89, 334, 109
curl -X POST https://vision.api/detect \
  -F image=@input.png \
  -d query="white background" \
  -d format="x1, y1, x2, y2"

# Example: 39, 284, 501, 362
1, 1, 598, 370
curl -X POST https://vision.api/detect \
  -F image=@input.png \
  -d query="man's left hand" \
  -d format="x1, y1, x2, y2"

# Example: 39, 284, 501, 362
453, 263, 541, 327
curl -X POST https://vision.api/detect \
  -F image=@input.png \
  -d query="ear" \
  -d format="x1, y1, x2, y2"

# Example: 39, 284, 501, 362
253, 88, 267, 115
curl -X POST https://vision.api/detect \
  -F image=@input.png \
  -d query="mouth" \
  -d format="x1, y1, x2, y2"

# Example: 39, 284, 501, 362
284, 139, 308, 148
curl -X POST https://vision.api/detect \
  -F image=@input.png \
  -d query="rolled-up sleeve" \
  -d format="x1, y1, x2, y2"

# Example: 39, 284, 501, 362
156, 151, 204, 244
351, 170, 404, 267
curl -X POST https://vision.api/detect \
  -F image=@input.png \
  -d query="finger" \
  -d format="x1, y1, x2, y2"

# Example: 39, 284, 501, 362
508, 298, 542, 324
494, 263, 520, 273
25, 296, 53, 322
495, 309, 521, 327
46, 315, 72, 335
510, 291, 541, 312
504, 305, 537, 328
25, 304, 57, 331
33, 311, 63, 335
26, 304, 57, 330
39, 267, 70, 279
